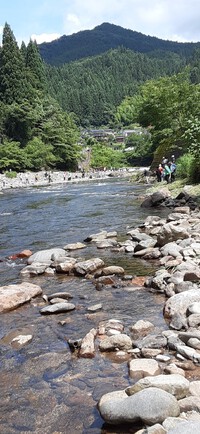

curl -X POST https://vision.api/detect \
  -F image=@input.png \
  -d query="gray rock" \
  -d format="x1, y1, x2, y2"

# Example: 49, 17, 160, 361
87, 303, 102, 312
129, 358, 161, 379
133, 334, 167, 350
0, 282, 42, 313
20, 262, 50, 276
48, 292, 73, 301
101, 266, 124, 275
98, 387, 180, 425
64, 242, 86, 250
27, 248, 66, 264
74, 258, 104, 275
189, 380, 200, 397
160, 242, 182, 258
126, 374, 189, 399
157, 223, 189, 247
130, 320, 154, 338
176, 344, 200, 363
178, 396, 200, 412
164, 289, 200, 320
99, 334, 132, 351
188, 314, 200, 328
168, 420, 200, 434
40, 302, 75, 314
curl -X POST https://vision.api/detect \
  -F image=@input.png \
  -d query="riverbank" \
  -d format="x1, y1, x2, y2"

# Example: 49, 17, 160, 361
0, 167, 145, 191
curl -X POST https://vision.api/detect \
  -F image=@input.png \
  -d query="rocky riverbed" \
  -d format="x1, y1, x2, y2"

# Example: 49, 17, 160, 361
2, 185, 200, 432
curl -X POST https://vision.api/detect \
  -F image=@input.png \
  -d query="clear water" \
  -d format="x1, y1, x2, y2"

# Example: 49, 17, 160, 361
0, 179, 167, 433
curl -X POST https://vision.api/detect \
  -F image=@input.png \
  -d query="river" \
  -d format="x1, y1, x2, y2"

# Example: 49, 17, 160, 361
0, 178, 168, 433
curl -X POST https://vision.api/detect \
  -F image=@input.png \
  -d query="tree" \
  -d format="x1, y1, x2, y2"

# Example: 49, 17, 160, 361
26, 40, 47, 91
0, 23, 28, 103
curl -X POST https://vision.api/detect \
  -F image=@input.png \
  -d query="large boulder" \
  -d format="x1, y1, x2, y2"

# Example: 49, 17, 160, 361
27, 248, 66, 264
157, 223, 190, 247
126, 374, 189, 399
0, 282, 42, 312
98, 387, 180, 425
164, 289, 200, 321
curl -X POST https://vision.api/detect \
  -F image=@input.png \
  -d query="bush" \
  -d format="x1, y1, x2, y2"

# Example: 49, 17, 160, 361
5, 170, 17, 178
176, 153, 195, 180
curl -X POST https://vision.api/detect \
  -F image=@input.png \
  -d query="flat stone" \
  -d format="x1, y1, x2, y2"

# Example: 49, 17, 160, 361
40, 302, 75, 314
0, 282, 42, 313
64, 242, 86, 250
168, 421, 200, 434
126, 374, 189, 399
129, 358, 161, 379
27, 248, 66, 264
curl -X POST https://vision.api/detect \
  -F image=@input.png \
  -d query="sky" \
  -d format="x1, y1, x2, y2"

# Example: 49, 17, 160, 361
0, 0, 200, 45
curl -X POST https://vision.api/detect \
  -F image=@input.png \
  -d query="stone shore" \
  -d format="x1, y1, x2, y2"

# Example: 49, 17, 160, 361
0, 167, 137, 191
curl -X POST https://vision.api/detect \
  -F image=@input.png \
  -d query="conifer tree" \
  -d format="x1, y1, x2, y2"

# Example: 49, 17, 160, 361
26, 39, 47, 92
0, 23, 28, 104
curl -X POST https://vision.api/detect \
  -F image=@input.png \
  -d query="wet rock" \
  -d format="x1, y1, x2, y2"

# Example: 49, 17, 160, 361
40, 302, 75, 314
74, 258, 104, 275
17, 249, 33, 258
48, 292, 73, 301
0, 282, 42, 313
130, 320, 155, 338
87, 303, 102, 312
64, 242, 86, 250
129, 358, 161, 379
98, 387, 180, 425
55, 258, 76, 273
96, 239, 118, 249
11, 334, 33, 348
99, 334, 132, 352
84, 231, 108, 242
101, 266, 124, 276
79, 328, 97, 358
20, 262, 50, 276
27, 248, 66, 264
126, 374, 189, 399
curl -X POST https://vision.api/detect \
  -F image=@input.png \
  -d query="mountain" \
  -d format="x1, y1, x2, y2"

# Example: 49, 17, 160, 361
39, 22, 200, 66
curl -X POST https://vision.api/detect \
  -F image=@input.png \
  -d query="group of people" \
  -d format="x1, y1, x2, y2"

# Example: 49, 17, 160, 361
155, 155, 177, 183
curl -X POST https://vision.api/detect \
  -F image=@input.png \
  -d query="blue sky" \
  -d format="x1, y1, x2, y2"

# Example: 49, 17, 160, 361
0, 0, 200, 45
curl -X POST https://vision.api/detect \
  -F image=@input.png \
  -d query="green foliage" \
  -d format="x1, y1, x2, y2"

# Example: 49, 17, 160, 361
176, 153, 195, 180
90, 144, 126, 169
124, 132, 153, 165
5, 170, 17, 178
0, 141, 28, 171
24, 138, 56, 170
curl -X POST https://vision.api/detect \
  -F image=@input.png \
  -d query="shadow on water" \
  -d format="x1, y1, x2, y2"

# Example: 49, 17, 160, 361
0, 178, 169, 433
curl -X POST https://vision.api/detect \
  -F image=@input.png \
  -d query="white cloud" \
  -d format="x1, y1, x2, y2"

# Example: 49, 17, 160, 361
30, 32, 61, 43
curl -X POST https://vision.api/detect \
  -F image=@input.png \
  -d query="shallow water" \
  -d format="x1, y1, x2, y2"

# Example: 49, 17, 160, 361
0, 178, 168, 433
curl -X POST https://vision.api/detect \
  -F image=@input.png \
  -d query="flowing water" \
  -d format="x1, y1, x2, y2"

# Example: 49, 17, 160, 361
0, 178, 168, 434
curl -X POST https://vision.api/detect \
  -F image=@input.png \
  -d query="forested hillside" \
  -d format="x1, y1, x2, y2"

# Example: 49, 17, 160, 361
39, 22, 200, 66
46, 47, 185, 126
0, 23, 79, 172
